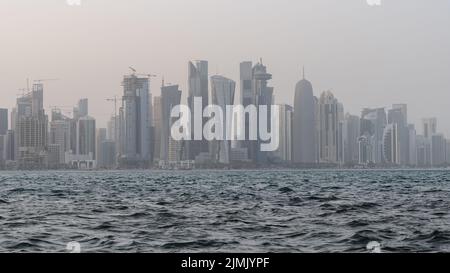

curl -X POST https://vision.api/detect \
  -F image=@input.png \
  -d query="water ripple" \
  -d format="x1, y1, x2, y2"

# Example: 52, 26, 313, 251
0, 170, 449, 253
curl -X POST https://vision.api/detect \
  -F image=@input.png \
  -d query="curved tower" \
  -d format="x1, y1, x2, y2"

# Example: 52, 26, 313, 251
293, 70, 317, 164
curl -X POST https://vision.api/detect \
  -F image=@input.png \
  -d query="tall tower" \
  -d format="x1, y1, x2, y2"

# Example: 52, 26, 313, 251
393, 104, 408, 123
16, 83, 48, 169
275, 104, 293, 163
293, 69, 317, 164
408, 124, 417, 166
422, 118, 437, 139
240, 62, 253, 107
210, 75, 236, 164
422, 117, 437, 166
361, 108, 387, 164
49, 119, 72, 164
187, 60, 209, 160
160, 84, 182, 163
0, 108, 8, 135
119, 73, 152, 167
344, 113, 360, 165
31, 83, 44, 117
318, 91, 344, 164
152, 96, 162, 162
77, 116, 96, 160
446, 139, 450, 165
77, 98, 89, 118
238, 61, 253, 154
251, 60, 274, 164
96, 128, 107, 167
383, 123, 400, 164
388, 105, 409, 165
431, 134, 446, 166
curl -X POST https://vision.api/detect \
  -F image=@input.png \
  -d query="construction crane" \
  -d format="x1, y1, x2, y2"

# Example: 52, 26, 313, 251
49, 105, 73, 110
136, 73, 157, 78
16, 78, 33, 97
49, 105, 73, 119
106, 95, 124, 120
16, 79, 59, 97
106, 95, 124, 143
128, 66, 157, 78
17, 88, 28, 97
33, 79, 60, 92
34, 78, 60, 83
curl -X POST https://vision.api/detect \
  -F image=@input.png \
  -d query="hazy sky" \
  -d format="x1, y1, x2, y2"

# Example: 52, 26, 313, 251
0, 0, 449, 136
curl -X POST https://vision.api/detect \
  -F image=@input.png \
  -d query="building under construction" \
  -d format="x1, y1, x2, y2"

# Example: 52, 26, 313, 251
15, 83, 49, 169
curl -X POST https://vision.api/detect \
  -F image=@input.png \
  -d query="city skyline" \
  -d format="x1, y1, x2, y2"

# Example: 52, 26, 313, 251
1, 61, 449, 140
1, 0, 450, 136
1, 60, 449, 170
2, 60, 449, 137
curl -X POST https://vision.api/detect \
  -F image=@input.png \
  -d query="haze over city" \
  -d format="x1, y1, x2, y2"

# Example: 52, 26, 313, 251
2, 0, 450, 259
1, 0, 449, 135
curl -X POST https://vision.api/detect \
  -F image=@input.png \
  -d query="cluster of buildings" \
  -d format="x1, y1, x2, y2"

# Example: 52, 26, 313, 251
1, 60, 449, 170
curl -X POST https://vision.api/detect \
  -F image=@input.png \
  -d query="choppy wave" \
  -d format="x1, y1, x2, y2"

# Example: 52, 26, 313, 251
0, 170, 449, 253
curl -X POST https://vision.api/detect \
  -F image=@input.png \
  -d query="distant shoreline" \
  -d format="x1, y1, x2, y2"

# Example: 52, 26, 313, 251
1, 167, 449, 172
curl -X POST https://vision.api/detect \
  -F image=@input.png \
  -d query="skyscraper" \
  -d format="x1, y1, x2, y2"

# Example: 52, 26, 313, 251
293, 71, 317, 164
361, 108, 387, 164
119, 73, 152, 167
187, 60, 209, 160
431, 134, 446, 167
446, 139, 450, 165
49, 119, 72, 165
344, 113, 360, 165
152, 96, 162, 162
16, 83, 48, 169
383, 123, 400, 165
10, 108, 16, 136
0, 108, 8, 135
106, 115, 119, 165
0, 111, 7, 168
415, 135, 428, 167
238, 61, 253, 156
77, 116, 96, 160
393, 104, 408, 124
318, 91, 344, 164
240, 62, 253, 108
358, 135, 372, 165
274, 104, 293, 163
69, 118, 78, 157
388, 105, 409, 165
47, 144, 61, 169
422, 118, 437, 166
76, 98, 89, 119
96, 128, 107, 168
100, 141, 116, 169
0, 135, 5, 167
31, 83, 44, 117
159, 84, 182, 163
107, 115, 119, 142
210, 75, 236, 164
422, 118, 437, 139
408, 124, 417, 166
0, 130, 14, 165
4, 130, 15, 161
252, 60, 274, 164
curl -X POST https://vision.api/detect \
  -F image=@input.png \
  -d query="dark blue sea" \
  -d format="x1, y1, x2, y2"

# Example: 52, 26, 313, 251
0, 170, 449, 253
